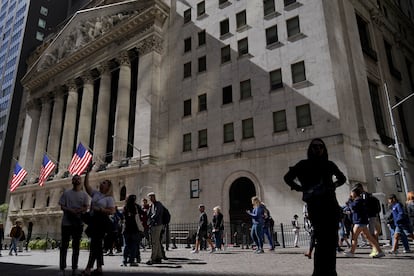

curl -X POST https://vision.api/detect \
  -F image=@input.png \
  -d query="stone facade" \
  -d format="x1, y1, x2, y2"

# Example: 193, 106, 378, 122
5, 0, 414, 239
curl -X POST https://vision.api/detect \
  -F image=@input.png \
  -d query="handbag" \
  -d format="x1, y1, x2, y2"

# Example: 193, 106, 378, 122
81, 212, 92, 225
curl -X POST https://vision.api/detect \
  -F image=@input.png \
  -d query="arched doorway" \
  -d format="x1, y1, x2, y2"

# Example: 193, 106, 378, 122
229, 177, 256, 245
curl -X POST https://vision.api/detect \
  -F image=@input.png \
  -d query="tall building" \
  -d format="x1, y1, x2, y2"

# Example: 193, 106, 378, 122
0, 1, 89, 204
5, 0, 414, 239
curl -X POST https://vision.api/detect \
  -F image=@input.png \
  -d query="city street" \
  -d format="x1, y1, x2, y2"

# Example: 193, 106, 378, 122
0, 245, 413, 276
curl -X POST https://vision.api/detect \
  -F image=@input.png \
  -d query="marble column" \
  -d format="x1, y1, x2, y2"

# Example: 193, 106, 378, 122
133, 36, 163, 165
18, 100, 41, 176
93, 62, 111, 167
32, 96, 52, 182
112, 51, 131, 165
59, 80, 78, 175
47, 87, 65, 169
77, 72, 94, 147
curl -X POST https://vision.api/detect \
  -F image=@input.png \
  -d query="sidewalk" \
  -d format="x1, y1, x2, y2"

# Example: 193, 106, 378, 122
0, 244, 413, 276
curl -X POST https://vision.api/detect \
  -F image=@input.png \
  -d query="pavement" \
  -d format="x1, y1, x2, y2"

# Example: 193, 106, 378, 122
0, 244, 413, 276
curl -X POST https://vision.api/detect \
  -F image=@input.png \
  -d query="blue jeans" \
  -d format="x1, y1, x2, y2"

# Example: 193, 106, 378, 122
251, 223, 263, 250
213, 230, 223, 249
389, 226, 410, 250
123, 232, 140, 263
262, 226, 274, 249
9, 237, 19, 255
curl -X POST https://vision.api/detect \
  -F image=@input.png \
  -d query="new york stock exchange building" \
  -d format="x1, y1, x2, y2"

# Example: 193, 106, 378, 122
6, 0, 414, 242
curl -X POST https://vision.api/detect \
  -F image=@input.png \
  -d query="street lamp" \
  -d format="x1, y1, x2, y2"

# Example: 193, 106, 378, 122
382, 83, 413, 195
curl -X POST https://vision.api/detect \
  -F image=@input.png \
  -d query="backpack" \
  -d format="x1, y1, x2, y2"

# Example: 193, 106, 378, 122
162, 206, 171, 225
365, 193, 381, 217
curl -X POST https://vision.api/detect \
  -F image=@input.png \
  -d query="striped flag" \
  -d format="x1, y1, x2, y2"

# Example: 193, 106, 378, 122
68, 143, 92, 175
10, 162, 28, 192
38, 154, 56, 186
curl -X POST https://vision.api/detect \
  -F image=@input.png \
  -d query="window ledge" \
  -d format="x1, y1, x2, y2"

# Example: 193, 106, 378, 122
220, 33, 233, 40
237, 53, 253, 60
197, 13, 208, 20
266, 41, 283, 50
236, 25, 251, 33
219, 1, 232, 9
292, 80, 311, 89
264, 11, 281, 20
288, 32, 306, 42
284, 2, 303, 11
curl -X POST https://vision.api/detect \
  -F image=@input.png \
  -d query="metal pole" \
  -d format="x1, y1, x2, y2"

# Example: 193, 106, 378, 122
383, 83, 409, 195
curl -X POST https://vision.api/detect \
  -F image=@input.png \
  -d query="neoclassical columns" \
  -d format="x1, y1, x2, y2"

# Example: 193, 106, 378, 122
32, 97, 52, 177
47, 88, 65, 167
77, 72, 94, 147
93, 62, 112, 166
19, 100, 41, 174
59, 80, 78, 172
112, 51, 131, 163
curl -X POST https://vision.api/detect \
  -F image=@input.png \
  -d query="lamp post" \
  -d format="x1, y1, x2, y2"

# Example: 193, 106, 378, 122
382, 83, 413, 195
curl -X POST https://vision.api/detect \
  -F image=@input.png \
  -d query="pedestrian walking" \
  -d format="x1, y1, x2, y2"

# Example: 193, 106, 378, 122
262, 204, 274, 251
343, 188, 384, 258
284, 138, 346, 276
9, 220, 23, 256
81, 165, 115, 276
246, 196, 265, 254
292, 214, 300, 248
303, 204, 315, 258
406, 191, 414, 232
58, 174, 89, 276
212, 206, 224, 251
388, 194, 414, 254
192, 204, 215, 253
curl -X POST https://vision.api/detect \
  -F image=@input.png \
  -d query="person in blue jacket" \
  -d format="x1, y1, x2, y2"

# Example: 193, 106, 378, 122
388, 194, 414, 254
246, 196, 265, 254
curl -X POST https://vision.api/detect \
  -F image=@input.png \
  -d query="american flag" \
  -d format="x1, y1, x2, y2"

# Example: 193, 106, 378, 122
10, 162, 28, 192
38, 154, 56, 186
68, 143, 92, 175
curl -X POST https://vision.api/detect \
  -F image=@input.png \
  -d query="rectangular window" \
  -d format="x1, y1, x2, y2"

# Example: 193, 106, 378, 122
368, 80, 387, 138
198, 93, 207, 111
36, 31, 44, 41
263, 0, 276, 16
220, 19, 230, 36
284, 0, 297, 6
296, 104, 312, 128
38, 18, 46, 29
222, 85, 233, 104
184, 37, 191, 53
184, 62, 191, 78
240, 79, 251, 99
242, 118, 254, 139
223, 123, 234, 143
184, 99, 191, 116
287, 16, 300, 37
384, 40, 401, 80
266, 25, 278, 45
356, 13, 377, 60
197, 1, 206, 17
198, 30, 206, 46
236, 10, 247, 29
198, 129, 208, 148
184, 8, 191, 24
273, 110, 287, 132
291, 61, 306, 83
198, 56, 207, 72
270, 68, 283, 90
221, 45, 231, 63
238, 37, 249, 56
40, 6, 48, 16
219, 0, 229, 5
183, 133, 192, 152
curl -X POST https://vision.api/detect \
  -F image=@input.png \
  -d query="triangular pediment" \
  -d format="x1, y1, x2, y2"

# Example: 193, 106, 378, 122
23, 0, 168, 90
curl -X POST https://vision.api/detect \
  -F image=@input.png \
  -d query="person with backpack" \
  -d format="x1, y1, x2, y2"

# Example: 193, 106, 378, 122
352, 183, 381, 242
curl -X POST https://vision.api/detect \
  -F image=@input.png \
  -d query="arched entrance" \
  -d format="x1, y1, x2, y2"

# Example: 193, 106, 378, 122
229, 177, 256, 245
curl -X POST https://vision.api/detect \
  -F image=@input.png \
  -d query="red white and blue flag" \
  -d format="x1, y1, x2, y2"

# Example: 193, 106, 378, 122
38, 154, 56, 186
10, 162, 27, 192
68, 143, 92, 175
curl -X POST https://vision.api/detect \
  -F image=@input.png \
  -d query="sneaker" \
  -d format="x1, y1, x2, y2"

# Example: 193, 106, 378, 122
209, 248, 215, 253
191, 249, 199, 254
369, 249, 378, 257
403, 249, 412, 253
388, 250, 399, 255
256, 249, 264, 254
343, 251, 354, 257
120, 262, 127, 267
145, 260, 153, 265
372, 252, 385, 258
